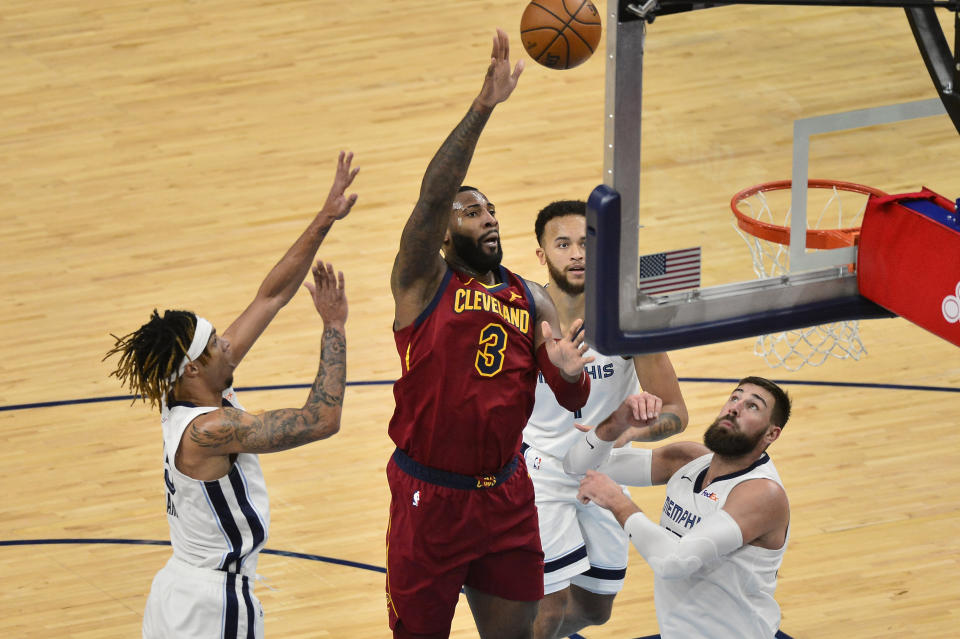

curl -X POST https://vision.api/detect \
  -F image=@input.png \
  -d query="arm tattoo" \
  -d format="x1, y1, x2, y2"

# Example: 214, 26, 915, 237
309, 327, 346, 408
647, 412, 684, 441
189, 327, 346, 453
419, 108, 490, 202
396, 108, 491, 288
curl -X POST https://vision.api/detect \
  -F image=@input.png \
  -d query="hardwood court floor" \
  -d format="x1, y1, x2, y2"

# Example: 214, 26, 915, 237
1, 1, 958, 637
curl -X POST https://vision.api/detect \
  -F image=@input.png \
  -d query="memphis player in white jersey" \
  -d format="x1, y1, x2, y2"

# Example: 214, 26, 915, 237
523, 200, 689, 639
105, 152, 358, 639
568, 376, 792, 639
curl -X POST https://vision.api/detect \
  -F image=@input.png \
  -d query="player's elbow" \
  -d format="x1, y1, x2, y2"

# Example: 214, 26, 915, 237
303, 406, 342, 442
320, 409, 342, 439
650, 556, 703, 580
562, 455, 584, 477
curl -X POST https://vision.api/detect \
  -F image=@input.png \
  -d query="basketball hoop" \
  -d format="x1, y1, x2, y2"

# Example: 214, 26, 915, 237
730, 179, 888, 371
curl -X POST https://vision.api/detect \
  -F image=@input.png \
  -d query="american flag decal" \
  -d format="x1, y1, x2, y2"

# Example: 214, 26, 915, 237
637, 247, 701, 295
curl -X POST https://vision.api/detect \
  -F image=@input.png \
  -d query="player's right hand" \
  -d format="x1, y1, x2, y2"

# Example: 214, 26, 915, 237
319, 151, 359, 221
304, 260, 348, 325
476, 28, 524, 109
596, 393, 662, 444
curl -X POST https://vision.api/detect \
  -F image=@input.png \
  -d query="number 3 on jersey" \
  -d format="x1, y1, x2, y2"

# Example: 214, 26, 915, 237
476, 323, 508, 377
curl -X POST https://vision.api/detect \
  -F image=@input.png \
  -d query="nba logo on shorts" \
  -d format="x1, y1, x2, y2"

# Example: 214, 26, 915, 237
412, 490, 420, 507
533, 456, 542, 470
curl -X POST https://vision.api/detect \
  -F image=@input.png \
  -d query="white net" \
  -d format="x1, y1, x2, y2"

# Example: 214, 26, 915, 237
732, 182, 874, 371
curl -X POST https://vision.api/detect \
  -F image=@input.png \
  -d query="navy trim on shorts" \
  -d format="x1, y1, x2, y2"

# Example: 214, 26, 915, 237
583, 565, 627, 581
391, 448, 520, 490
224, 572, 255, 639
241, 575, 256, 639
544, 545, 587, 574
225, 572, 239, 639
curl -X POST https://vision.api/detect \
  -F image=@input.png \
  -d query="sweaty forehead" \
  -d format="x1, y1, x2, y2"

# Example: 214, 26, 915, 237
453, 190, 490, 210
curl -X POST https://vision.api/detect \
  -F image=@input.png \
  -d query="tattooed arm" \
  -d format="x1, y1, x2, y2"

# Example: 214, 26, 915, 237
609, 353, 689, 445
223, 151, 358, 365
177, 262, 347, 481
391, 28, 524, 329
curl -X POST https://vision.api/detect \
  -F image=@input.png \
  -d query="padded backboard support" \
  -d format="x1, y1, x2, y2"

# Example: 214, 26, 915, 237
585, 185, 895, 355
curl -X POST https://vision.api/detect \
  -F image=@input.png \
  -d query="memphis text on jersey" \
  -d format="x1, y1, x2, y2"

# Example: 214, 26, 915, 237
663, 494, 701, 530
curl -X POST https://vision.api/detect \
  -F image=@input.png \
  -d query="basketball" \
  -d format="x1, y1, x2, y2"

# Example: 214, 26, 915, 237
520, 0, 602, 70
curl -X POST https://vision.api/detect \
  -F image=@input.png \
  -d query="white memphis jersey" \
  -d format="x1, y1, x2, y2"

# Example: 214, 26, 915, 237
524, 349, 639, 459
655, 452, 787, 639
160, 388, 270, 577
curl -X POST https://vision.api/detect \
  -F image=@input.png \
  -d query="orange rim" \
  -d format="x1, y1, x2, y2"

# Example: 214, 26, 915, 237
730, 179, 888, 249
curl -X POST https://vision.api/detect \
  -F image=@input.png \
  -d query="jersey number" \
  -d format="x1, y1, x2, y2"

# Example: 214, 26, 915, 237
475, 323, 508, 377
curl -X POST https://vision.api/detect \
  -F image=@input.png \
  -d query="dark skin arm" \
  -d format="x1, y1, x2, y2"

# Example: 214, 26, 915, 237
177, 261, 347, 481
391, 29, 524, 330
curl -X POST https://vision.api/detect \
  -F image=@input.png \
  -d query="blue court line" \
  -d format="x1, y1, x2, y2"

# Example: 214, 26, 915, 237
0, 538, 386, 574
0, 538, 798, 639
0, 380, 396, 412
1, 377, 957, 413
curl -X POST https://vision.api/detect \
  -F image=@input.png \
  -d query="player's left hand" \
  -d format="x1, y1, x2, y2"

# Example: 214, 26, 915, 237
542, 318, 595, 381
577, 470, 625, 508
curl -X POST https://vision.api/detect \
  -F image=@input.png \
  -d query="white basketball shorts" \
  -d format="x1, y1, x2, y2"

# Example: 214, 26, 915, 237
143, 555, 264, 639
523, 443, 629, 595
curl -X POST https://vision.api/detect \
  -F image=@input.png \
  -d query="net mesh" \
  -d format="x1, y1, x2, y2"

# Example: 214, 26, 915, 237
732, 182, 874, 371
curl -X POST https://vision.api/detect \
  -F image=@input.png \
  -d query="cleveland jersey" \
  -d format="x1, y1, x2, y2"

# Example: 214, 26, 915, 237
524, 349, 638, 459
390, 265, 538, 476
160, 388, 270, 577
656, 453, 787, 639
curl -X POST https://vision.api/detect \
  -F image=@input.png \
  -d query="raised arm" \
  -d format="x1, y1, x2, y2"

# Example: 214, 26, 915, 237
392, 28, 524, 328
179, 261, 347, 479
222, 151, 358, 364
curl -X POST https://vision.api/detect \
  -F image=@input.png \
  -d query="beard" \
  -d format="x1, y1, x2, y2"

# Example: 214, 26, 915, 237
545, 259, 584, 296
703, 416, 766, 457
450, 232, 503, 273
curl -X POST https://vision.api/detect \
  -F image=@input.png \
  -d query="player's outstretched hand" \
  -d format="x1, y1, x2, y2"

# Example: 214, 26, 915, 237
542, 318, 595, 381
304, 260, 347, 326
319, 151, 360, 221
476, 28, 524, 109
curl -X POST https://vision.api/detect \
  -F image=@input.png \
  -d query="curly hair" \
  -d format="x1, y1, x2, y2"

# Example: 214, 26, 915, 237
104, 309, 204, 411
534, 199, 586, 246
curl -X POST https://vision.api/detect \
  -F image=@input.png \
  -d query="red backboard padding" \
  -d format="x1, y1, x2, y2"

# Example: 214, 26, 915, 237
858, 188, 960, 348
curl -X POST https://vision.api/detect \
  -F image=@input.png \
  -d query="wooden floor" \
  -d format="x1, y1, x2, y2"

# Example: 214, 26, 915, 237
1, 1, 958, 637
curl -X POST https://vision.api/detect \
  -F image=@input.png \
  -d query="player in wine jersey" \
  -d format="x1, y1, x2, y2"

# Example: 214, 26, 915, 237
568, 377, 792, 639
105, 152, 358, 639
523, 200, 688, 639
386, 30, 594, 639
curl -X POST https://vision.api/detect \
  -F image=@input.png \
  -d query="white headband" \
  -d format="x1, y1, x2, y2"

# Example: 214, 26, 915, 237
170, 316, 213, 382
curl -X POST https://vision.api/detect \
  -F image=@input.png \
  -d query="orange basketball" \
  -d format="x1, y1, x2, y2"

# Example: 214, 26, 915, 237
520, 0, 602, 70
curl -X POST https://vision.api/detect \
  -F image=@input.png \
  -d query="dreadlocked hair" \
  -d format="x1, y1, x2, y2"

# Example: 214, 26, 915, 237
104, 309, 200, 411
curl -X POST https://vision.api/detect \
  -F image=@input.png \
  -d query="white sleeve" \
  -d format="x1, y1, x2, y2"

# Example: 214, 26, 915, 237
596, 447, 653, 487
563, 428, 614, 476
623, 509, 744, 580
